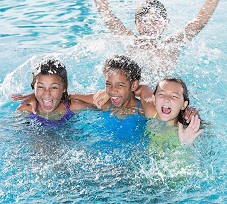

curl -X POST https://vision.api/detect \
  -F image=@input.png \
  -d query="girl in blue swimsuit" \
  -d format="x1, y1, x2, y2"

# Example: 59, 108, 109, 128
16, 59, 90, 126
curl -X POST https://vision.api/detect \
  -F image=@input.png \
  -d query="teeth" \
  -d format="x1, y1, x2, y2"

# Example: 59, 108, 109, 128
43, 99, 51, 102
162, 105, 170, 108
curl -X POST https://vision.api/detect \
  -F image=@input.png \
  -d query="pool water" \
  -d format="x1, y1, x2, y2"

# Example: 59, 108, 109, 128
0, 0, 226, 203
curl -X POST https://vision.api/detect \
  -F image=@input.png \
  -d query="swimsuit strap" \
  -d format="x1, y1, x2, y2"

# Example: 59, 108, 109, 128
137, 100, 141, 113
152, 112, 157, 118
108, 103, 113, 111
30, 101, 74, 126
62, 101, 75, 119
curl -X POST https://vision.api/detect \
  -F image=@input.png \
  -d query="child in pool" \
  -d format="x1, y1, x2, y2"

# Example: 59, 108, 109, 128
66, 55, 202, 143
93, 0, 219, 80
141, 78, 203, 181
67, 55, 149, 118
12, 56, 198, 130
143, 77, 203, 145
91, 74, 203, 145
16, 59, 90, 126
12, 55, 145, 117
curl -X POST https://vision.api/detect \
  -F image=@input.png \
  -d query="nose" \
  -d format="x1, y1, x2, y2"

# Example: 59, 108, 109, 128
164, 95, 171, 102
109, 86, 118, 95
43, 88, 51, 96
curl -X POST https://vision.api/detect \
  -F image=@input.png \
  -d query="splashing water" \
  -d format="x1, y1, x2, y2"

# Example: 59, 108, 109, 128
0, 0, 226, 203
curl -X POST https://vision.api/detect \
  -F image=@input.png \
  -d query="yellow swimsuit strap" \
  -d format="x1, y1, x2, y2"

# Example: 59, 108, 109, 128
152, 112, 157, 118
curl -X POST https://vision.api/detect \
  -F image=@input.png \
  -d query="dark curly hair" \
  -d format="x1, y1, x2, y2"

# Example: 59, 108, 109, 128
136, 0, 167, 20
31, 59, 71, 105
103, 55, 141, 83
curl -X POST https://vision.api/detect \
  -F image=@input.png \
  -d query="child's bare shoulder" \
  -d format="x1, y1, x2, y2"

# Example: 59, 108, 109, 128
17, 103, 33, 112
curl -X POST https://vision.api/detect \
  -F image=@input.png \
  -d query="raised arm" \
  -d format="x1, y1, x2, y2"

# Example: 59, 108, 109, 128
94, 0, 134, 36
185, 0, 219, 40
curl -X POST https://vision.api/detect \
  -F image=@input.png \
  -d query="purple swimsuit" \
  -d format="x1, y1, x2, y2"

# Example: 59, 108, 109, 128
29, 102, 75, 126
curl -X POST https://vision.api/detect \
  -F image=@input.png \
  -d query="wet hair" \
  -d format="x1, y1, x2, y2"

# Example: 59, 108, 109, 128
103, 55, 141, 82
154, 77, 190, 125
136, 0, 167, 20
31, 59, 71, 105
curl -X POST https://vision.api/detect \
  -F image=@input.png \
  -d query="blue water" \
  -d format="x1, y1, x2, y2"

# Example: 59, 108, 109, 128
0, 0, 227, 203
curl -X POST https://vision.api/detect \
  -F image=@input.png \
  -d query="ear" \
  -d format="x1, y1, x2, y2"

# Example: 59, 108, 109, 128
181, 101, 189, 110
131, 80, 139, 91
152, 94, 156, 106
64, 82, 68, 92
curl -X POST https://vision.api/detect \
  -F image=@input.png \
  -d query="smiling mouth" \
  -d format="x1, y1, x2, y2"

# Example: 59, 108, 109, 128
111, 96, 121, 105
161, 105, 171, 114
43, 99, 53, 110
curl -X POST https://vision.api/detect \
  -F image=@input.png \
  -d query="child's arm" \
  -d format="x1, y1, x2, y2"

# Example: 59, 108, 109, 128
16, 94, 37, 113
11, 92, 34, 101
134, 85, 156, 118
70, 93, 95, 104
178, 115, 203, 145
70, 90, 109, 109
184, 0, 219, 40
183, 106, 200, 123
167, 0, 219, 45
94, 0, 134, 36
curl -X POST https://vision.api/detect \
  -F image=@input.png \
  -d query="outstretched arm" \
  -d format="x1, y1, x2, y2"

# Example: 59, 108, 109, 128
16, 93, 37, 113
70, 90, 109, 109
70, 93, 94, 104
11, 92, 34, 101
94, 0, 134, 36
185, 0, 219, 40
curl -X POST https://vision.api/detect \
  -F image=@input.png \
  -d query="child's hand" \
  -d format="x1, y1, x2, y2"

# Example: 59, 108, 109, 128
183, 107, 200, 123
11, 92, 33, 101
178, 115, 203, 145
93, 90, 109, 109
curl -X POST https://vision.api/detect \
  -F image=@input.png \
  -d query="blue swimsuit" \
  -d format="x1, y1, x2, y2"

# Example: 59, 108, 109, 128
91, 100, 148, 153
107, 100, 146, 140
29, 102, 75, 126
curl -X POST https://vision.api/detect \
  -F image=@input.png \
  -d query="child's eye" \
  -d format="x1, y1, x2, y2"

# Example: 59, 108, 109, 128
172, 95, 179, 99
118, 84, 124, 87
51, 87, 59, 90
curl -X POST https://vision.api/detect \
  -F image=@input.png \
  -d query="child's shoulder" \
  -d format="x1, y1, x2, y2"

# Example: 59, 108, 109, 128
17, 103, 33, 112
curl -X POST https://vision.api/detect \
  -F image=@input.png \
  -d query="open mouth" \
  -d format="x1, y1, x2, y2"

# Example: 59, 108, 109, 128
43, 99, 53, 110
161, 105, 171, 114
111, 96, 122, 105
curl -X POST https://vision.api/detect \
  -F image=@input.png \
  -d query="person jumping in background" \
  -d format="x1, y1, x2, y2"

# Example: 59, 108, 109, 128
93, 0, 220, 82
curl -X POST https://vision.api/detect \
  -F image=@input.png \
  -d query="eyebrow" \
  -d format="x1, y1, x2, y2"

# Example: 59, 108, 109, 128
157, 90, 181, 95
37, 82, 60, 85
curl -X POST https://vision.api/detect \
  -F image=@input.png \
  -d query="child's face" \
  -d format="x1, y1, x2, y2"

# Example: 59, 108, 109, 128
105, 70, 135, 108
135, 8, 167, 37
34, 74, 66, 113
154, 80, 188, 125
